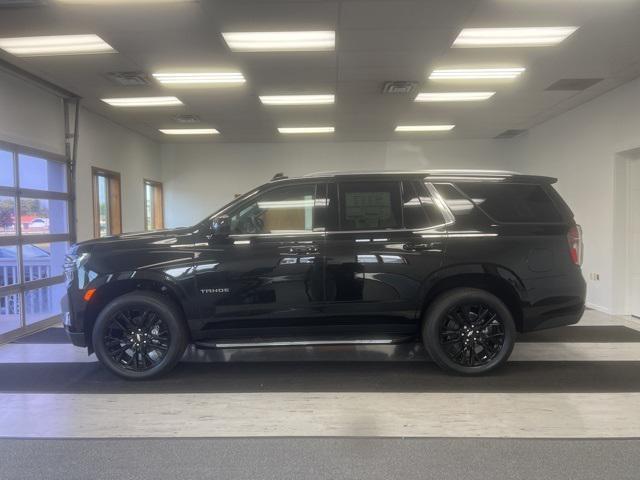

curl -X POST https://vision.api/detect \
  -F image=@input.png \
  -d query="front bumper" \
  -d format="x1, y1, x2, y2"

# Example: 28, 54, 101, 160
64, 325, 87, 347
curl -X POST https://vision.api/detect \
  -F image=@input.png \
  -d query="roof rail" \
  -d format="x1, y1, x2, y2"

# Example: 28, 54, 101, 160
302, 169, 523, 178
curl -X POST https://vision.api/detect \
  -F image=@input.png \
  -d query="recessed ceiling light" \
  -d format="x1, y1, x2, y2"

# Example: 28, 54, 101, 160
152, 72, 245, 85
260, 94, 335, 105
278, 126, 335, 134
453, 27, 579, 48
159, 128, 219, 135
415, 92, 495, 102
395, 125, 455, 132
222, 31, 335, 52
0, 34, 115, 57
102, 96, 183, 107
429, 68, 525, 80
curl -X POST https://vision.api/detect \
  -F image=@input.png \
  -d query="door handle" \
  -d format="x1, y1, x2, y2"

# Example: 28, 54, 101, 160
289, 245, 319, 254
403, 242, 442, 252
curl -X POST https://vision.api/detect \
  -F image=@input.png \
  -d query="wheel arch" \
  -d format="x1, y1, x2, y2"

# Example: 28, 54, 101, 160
420, 264, 527, 332
82, 272, 190, 353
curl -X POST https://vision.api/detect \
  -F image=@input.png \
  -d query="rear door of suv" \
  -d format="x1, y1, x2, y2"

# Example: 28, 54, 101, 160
322, 177, 447, 336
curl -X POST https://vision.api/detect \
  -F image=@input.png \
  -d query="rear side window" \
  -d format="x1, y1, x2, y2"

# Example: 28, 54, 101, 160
457, 183, 562, 223
402, 181, 445, 229
339, 181, 401, 230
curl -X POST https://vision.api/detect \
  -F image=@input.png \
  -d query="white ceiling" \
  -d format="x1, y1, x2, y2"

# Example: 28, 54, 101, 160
1, 0, 640, 143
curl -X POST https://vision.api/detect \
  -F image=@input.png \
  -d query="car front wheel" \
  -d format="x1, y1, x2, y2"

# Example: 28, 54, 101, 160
422, 288, 516, 375
92, 292, 188, 380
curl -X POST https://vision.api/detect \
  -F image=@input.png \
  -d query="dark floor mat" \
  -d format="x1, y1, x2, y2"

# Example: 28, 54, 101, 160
11, 325, 640, 345
11, 328, 68, 344
517, 325, 640, 343
1, 360, 639, 394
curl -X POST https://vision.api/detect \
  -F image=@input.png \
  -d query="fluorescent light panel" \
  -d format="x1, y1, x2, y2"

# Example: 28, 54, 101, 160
278, 126, 334, 134
152, 72, 245, 85
102, 96, 183, 107
0, 34, 115, 57
160, 128, 219, 135
453, 27, 579, 48
415, 92, 495, 102
222, 31, 335, 52
395, 125, 455, 132
260, 94, 334, 105
430, 68, 525, 80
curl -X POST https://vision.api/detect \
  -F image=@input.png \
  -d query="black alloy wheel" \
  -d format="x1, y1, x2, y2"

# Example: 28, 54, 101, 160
422, 288, 516, 375
438, 303, 505, 368
103, 308, 170, 372
93, 292, 188, 380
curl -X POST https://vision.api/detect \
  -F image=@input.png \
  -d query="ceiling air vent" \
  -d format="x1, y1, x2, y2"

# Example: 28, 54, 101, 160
173, 114, 201, 124
105, 71, 152, 87
545, 78, 603, 91
0, 0, 47, 7
494, 129, 526, 139
382, 81, 418, 95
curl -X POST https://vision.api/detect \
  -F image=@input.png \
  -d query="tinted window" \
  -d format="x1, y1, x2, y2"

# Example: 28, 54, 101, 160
402, 181, 442, 229
230, 184, 316, 235
433, 183, 489, 228
408, 181, 446, 228
457, 183, 562, 223
339, 181, 401, 230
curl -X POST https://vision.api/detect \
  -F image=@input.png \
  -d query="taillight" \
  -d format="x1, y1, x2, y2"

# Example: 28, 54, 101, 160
567, 224, 583, 266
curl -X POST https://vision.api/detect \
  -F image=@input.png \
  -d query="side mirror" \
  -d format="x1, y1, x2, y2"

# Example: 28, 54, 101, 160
211, 215, 231, 236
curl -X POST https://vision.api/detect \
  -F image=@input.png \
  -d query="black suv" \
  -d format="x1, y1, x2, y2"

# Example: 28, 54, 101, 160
63, 170, 586, 379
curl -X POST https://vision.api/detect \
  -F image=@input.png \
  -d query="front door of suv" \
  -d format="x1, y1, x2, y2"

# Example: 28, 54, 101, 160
323, 179, 447, 336
193, 182, 327, 338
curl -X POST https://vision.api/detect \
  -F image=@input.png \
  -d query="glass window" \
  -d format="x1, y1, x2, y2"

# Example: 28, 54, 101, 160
0, 293, 21, 335
230, 184, 316, 235
144, 180, 164, 231
433, 183, 489, 229
456, 183, 563, 223
24, 283, 65, 325
339, 181, 401, 231
18, 154, 67, 193
0, 150, 14, 187
402, 181, 445, 229
22, 242, 67, 283
0, 245, 19, 287
0, 196, 17, 236
93, 169, 121, 238
19, 198, 69, 235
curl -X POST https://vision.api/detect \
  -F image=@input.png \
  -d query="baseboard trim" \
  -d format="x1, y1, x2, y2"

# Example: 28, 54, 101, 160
585, 302, 613, 314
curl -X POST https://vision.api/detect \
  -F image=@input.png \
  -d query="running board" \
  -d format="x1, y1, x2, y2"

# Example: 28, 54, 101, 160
194, 337, 411, 349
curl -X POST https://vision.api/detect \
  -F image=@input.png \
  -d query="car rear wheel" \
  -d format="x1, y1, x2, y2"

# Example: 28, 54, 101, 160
92, 292, 188, 380
422, 288, 515, 375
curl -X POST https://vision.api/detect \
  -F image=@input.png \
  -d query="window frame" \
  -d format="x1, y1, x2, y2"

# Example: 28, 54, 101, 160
144, 179, 164, 231
91, 166, 122, 238
0, 139, 75, 342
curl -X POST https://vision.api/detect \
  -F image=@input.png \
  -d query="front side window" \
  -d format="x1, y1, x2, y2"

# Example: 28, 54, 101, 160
338, 181, 401, 231
230, 184, 316, 235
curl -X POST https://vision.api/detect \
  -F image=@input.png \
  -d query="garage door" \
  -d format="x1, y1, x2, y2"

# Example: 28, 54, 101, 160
0, 142, 74, 341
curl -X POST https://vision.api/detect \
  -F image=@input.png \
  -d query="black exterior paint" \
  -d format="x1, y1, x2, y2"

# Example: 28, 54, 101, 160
63, 172, 586, 350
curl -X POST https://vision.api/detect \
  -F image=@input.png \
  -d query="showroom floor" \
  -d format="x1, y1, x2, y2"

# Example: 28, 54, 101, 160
1, 309, 639, 479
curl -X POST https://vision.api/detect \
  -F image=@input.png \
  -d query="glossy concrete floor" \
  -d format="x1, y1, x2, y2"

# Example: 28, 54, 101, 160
1, 309, 639, 479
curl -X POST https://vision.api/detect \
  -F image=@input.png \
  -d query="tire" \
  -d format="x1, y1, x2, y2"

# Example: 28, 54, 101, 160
422, 288, 516, 375
92, 292, 188, 380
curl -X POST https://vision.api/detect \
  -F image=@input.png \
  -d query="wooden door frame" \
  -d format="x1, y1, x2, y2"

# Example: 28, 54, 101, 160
143, 178, 164, 230
91, 166, 122, 238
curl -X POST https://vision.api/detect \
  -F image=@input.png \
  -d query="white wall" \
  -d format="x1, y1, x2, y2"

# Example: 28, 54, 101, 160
161, 139, 515, 227
513, 76, 640, 314
74, 110, 161, 241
